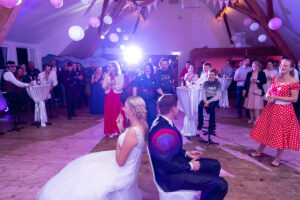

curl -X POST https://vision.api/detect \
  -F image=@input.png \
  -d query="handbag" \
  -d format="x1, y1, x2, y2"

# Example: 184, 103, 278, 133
253, 89, 262, 96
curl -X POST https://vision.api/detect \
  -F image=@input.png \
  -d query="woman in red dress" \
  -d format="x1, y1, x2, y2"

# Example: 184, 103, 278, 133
102, 61, 124, 138
249, 59, 300, 167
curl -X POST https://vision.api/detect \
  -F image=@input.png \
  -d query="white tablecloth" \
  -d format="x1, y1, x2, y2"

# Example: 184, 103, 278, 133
26, 85, 51, 127
218, 77, 232, 108
177, 86, 202, 136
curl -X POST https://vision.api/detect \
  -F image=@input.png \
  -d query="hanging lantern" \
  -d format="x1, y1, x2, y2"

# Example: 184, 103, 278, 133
103, 16, 113, 25
243, 18, 252, 26
258, 34, 267, 43
68, 26, 85, 41
122, 34, 129, 41
0, 0, 19, 8
89, 17, 100, 28
268, 17, 282, 30
109, 33, 119, 43
250, 22, 259, 31
50, 0, 63, 8
116, 28, 122, 33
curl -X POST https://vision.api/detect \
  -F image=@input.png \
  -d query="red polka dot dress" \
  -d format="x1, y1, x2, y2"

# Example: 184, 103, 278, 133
250, 78, 300, 150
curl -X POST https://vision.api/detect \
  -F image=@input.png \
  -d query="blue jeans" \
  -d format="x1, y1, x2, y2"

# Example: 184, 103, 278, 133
198, 97, 219, 131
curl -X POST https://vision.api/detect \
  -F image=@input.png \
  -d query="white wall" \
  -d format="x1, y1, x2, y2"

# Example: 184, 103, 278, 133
1, 41, 42, 70
133, 1, 231, 72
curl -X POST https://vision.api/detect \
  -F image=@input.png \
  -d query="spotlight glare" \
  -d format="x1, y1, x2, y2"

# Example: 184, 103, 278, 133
100, 35, 105, 39
123, 45, 143, 64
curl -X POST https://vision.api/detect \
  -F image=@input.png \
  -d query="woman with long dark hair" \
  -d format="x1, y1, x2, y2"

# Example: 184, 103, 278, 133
90, 67, 105, 114
133, 62, 164, 127
249, 59, 300, 167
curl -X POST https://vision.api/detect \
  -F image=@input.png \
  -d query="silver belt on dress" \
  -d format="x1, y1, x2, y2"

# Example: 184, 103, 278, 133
274, 100, 291, 105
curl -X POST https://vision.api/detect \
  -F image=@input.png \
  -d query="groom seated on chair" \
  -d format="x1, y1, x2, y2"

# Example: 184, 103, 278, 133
148, 94, 228, 200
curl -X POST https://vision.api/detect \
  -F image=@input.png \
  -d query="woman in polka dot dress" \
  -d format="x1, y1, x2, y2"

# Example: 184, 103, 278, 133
249, 59, 300, 167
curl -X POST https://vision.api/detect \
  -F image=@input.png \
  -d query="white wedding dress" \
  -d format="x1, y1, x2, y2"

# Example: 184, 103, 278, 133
37, 127, 145, 200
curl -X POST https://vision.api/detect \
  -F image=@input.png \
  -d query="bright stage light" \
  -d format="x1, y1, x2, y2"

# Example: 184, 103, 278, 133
123, 45, 143, 64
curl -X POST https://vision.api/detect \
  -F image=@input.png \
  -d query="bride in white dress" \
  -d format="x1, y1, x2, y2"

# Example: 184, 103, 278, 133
37, 96, 148, 200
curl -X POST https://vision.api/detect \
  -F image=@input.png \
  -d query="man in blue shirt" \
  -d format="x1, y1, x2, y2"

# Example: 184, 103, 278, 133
234, 57, 252, 118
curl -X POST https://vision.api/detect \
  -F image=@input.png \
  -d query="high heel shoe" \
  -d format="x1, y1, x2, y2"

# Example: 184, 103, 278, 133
248, 152, 264, 157
270, 160, 281, 167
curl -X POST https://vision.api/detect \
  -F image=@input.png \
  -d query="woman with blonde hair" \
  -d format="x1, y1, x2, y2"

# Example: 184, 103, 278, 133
38, 96, 148, 200
243, 61, 267, 124
102, 61, 124, 137
249, 59, 300, 167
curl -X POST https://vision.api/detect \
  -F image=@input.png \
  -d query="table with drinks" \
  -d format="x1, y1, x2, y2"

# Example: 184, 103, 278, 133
176, 85, 202, 137
26, 81, 51, 127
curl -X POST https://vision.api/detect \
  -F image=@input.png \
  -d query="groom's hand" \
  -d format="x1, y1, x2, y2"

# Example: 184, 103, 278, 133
190, 159, 200, 171
187, 150, 202, 160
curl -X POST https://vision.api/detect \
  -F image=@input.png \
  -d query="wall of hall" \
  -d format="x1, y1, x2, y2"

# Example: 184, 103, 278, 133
133, 1, 231, 82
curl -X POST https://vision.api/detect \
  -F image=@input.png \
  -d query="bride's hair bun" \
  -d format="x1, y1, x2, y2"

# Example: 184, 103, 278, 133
126, 96, 147, 121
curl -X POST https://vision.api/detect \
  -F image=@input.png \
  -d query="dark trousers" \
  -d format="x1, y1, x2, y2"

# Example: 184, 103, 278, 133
236, 86, 243, 116
198, 97, 219, 131
180, 158, 228, 200
236, 86, 250, 117
146, 100, 157, 128
66, 89, 75, 117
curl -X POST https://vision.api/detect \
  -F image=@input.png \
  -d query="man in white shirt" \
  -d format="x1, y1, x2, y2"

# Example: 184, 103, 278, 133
234, 57, 252, 118
1, 61, 33, 126
38, 64, 58, 118
38, 65, 58, 93
195, 62, 212, 85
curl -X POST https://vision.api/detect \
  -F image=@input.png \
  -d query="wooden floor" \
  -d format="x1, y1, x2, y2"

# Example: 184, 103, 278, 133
0, 106, 300, 200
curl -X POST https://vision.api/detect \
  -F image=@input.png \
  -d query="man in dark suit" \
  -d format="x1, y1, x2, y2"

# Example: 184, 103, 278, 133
148, 94, 228, 200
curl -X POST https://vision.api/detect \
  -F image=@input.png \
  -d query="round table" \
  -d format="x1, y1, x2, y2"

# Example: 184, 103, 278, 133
176, 86, 202, 137
26, 84, 51, 127
218, 77, 232, 108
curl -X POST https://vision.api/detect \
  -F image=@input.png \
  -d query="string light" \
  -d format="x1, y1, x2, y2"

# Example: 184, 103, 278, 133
216, 7, 230, 20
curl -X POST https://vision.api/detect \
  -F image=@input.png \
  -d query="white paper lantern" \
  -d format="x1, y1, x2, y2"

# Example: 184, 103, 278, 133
109, 33, 119, 43
103, 16, 113, 25
258, 34, 267, 43
50, 0, 63, 8
120, 45, 126, 50
116, 28, 122, 33
235, 42, 242, 48
231, 35, 237, 41
0, 0, 19, 8
89, 17, 100, 28
68, 26, 85, 41
268, 17, 282, 30
250, 22, 259, 31
243, 18, 252, 26
122, 34, 129, 41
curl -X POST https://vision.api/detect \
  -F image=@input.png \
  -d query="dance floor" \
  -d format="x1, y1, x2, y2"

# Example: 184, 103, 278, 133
0, 106, 300, 200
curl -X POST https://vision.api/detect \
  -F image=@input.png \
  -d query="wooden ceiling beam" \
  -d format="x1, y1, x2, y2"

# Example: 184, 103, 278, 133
0, 1, 26, 46
231, 0, 297, 61
266, 0, 274, 19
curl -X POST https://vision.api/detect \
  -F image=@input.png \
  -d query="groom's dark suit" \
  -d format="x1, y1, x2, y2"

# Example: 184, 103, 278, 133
148, 116, 228, 200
